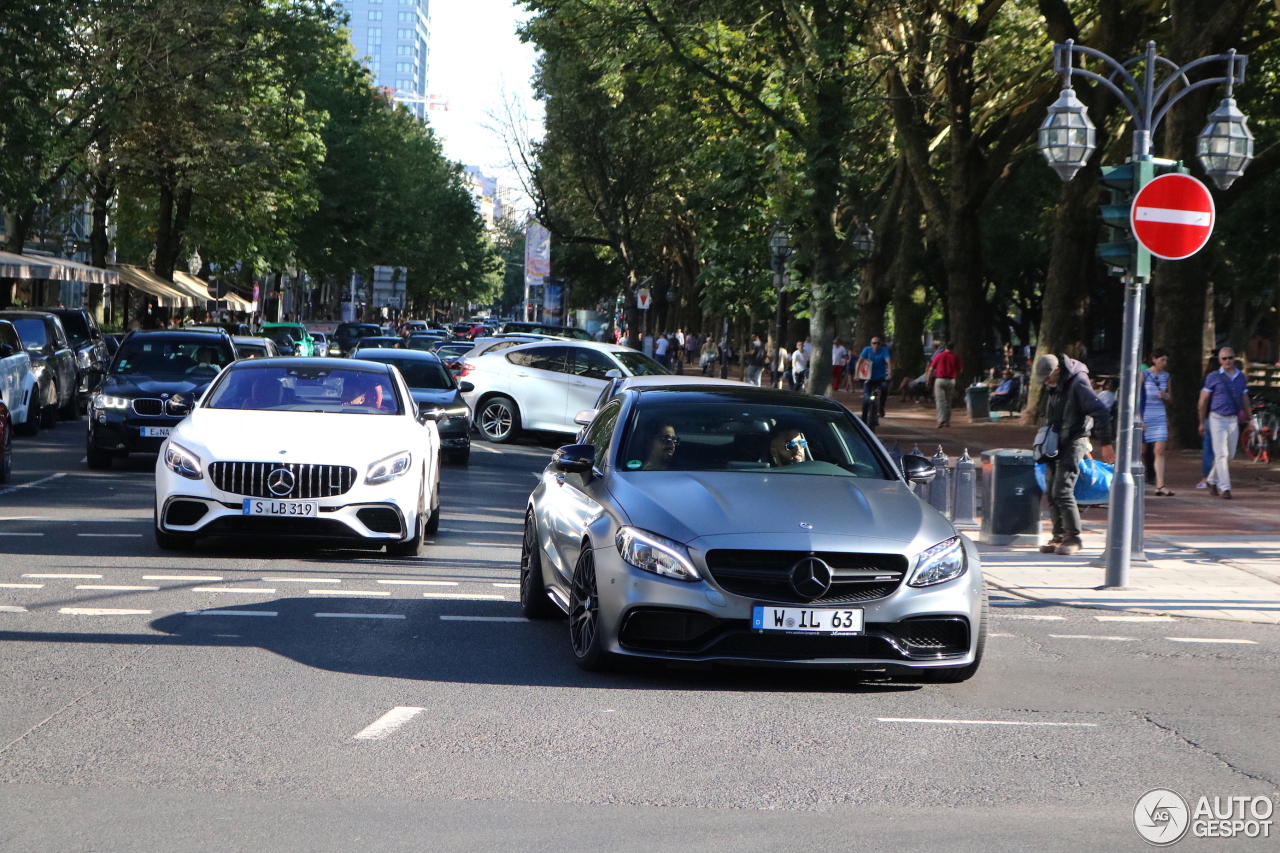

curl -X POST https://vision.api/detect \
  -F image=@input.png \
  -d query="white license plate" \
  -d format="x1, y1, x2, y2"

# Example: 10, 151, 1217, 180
142, 427, 173, 438
242, 499, 319, 517
752, 606, 863, 634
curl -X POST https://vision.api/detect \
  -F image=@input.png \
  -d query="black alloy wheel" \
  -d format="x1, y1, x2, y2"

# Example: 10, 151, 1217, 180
386, 486, 425, 557
568, 548, 611, 670
519, 511, 561, 620
423, 480, 440, 535
478, 396, 520, 443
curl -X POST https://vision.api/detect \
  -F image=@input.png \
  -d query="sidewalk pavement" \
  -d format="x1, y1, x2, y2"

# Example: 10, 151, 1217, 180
827, 386, 1280, 625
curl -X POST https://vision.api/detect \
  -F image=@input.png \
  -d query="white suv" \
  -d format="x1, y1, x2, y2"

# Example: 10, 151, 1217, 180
460, 341, 667, 442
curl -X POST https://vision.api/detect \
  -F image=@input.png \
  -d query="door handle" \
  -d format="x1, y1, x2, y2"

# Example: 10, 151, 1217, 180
515, 372, 529, 377
571, 381, 587, 386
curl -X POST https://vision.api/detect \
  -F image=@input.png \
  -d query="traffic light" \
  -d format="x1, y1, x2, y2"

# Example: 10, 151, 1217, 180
1097, 158, 1190, 278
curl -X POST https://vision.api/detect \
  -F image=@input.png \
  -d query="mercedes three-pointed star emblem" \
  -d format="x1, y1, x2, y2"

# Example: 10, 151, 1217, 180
789, 556, 833, 600
266, 467, 295, 497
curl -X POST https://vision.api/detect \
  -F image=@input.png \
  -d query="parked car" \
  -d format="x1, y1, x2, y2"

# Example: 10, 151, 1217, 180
0, 319, 40, 436
459, 340, 669, 444
153, 357, 441, 555
0, 310, 78, 425
351, 349, 473, 465
432, 343, 473, 376
521, 385, 985, 678
497, 321, 595, 341
259, 322, 315, 357
86, 329, 237, 469
350, 337, 403, 353
333, 322, 383, 356
39, 307, 110, 411
308, 332, 331, 357
232, 336, 280, 359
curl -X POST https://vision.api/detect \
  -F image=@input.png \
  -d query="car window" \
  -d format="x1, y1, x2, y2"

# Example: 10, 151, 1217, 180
584, 401, 622, 469
49, 318, 68, 348
572, 348, 617, 380
0, 322, 21, 351
618, 397, 890, 477
112, 339, 234, 376
507, 345, 569, 373
58, 313, 90, 344
614, 351, 669, 376
236, 343, 268, 359
359, 357, 453, 390
205, 365, 401, 414
10, 318, 49, 351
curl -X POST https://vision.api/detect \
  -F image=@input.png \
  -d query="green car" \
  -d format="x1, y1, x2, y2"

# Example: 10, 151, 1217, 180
258, 322, 316, 357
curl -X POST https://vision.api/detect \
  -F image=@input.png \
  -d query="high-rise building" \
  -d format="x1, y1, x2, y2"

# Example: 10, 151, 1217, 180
338, 0, 430, 119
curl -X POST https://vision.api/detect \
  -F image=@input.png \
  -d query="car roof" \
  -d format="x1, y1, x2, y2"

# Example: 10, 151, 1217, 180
232, 336, 270, 344
631, 385, 845, 411
354, 336, 402, 343
260, 322, 304, 328
229, 356, 392, 373
123, 329, 232, 342
348, 349, 443, 363
0, 309, 55, 319
485, 339, 628, 356
612, 375, 748, 391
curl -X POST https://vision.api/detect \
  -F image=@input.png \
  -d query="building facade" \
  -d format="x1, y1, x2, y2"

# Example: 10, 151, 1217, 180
338, 0, 431, 119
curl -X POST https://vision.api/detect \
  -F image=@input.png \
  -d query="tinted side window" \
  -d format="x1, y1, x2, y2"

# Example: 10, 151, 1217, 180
572, 348, 616, 380
49, 318, 68, 348
0, 322, 20, 351
584, 401, 622, 469
507, 346, 568, 373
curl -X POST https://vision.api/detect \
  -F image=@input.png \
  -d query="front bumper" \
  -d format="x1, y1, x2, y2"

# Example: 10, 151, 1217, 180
89, 410, 184, 454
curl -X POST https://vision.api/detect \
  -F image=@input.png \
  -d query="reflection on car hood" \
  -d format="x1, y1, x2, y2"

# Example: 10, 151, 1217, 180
409, 389, 464, 408
175, 408, 425, 465
104, 374, 213, 397
606, 471, 952, 549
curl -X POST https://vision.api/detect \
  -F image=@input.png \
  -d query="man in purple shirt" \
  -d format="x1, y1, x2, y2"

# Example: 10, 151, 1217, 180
1199, 347, 1251, 499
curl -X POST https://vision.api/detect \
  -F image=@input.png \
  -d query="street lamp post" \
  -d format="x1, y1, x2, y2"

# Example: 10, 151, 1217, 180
769, 223, 793, 364
1039, 40, 1252, 589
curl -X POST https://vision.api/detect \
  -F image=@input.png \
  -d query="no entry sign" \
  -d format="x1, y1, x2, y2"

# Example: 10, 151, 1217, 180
1131, 173, 1215, 260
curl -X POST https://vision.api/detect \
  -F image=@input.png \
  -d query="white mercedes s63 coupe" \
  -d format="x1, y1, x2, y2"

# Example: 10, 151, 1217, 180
153, 358, 441, 556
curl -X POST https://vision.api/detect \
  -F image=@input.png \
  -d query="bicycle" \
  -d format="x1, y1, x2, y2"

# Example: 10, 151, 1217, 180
862, 383, 882, 433
1241, 400, 1280, 463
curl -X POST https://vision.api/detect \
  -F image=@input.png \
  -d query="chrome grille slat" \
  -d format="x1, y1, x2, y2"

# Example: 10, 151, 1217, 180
209, 462, 358, 499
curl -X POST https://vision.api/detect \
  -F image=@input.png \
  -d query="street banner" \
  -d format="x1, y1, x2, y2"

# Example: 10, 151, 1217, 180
525, 222, 550, 287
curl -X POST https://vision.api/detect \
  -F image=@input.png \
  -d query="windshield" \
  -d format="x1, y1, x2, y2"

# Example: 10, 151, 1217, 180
619, 398, 889, 478
111, 339, 232, 376
12, 319, 49, 350
615, 351, 670, 376
366, 359, 453, 389
263, 327, 303, 342
204, 365, 401, 414
236, 343, 269, 359
58, 314, 89, 344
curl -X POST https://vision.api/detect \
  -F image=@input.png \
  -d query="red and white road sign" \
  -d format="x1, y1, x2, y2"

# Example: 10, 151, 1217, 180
637, 287, 651, 310
1130, 173, 1215, 260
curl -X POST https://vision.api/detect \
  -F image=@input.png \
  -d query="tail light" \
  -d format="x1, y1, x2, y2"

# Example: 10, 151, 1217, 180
459, 362, 476, 377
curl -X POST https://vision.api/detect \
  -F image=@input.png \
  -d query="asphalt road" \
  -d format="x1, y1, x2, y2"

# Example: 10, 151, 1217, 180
0, 421, 1276, 852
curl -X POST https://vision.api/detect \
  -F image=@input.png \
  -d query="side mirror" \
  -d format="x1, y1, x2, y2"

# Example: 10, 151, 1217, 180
604, 368, 623, 379
458, 380, 474, 393
573, 409, 596, 427
0, 344, 13, 359
552, 443, 595, 474
900, 454, 936, 484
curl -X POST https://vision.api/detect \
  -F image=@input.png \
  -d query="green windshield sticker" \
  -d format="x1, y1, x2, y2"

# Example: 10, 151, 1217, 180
626, 459, 642, 469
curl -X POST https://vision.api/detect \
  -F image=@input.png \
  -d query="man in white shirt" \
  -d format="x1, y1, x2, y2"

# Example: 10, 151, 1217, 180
654, 334, 670, 367
790, 341, 807, 391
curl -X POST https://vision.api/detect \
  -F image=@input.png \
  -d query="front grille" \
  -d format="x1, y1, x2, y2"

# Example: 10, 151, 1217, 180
703, 549, 907, 604
200, 515, 362, 539
165, 500, 208, 526
209, 462, 357, 499
707, 631, 897, 660
891, 618, 969, 654
132, 398, 163, 416
356, 507, 403, 534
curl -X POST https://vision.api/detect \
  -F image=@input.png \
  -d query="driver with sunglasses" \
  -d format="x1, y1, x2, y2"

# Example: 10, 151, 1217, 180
643, 423, 680, 470
769, 426, 809, 466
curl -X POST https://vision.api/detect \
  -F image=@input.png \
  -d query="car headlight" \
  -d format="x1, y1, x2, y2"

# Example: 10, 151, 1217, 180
615, 526, 701, 582
441, 405, 470, 420
93, 394, 129, 410
366, 450, 412, 485
76, 350, 92, 369
908, 536, 967, 587
163, 442, 203, 480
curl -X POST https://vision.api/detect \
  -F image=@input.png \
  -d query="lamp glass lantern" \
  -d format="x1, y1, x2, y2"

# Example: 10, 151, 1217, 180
1197, 97, 1254, 190
850, 223, 875, 259
187, 250, 202, 276
769, 223, 793, 261
1038, 88, 1096, 181
62, 230, 75, 259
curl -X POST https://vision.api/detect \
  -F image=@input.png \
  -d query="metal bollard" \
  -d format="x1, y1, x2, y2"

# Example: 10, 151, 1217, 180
928, 445, 951, 516
889, 440, 904, 471
950, 448, 979, 528
909, 443, 923, 458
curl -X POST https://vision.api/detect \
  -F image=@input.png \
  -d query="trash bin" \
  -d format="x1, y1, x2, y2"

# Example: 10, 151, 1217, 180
979, 449, 1042, 545
966, 383, 990, 422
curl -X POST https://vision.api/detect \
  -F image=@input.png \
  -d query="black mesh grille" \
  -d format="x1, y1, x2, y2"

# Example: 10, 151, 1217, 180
164, 500, 208, 526
703, 550, 907, 604
209, 462, 357, 499
891, 618, 969, 653
356, 507, 402, 534
619, 608, 721, 652
200, 515, 361, 538
132, 398, 163, 416
707, 631, 897, 660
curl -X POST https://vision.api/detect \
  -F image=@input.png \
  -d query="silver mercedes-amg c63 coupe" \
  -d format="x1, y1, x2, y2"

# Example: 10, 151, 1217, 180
521, 385, 987, 681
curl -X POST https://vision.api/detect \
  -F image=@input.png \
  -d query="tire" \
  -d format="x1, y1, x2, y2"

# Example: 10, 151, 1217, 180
912, 591, 988, 684
446, 447, 471, 466
154, 508, 195, 551
13, 403, 38, 437
568, 547, 613, 671
478, 395, 521, 443
86, 437, 113, 470
387, 482, 428, 557
423, 481, 440, 535
520, 510, 561, 620
0, 420, 11, 484
58, 390, 79, 421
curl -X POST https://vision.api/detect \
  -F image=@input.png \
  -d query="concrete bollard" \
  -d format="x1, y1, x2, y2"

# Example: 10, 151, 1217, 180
951, 448, 979, 528
928, 445, 951, 517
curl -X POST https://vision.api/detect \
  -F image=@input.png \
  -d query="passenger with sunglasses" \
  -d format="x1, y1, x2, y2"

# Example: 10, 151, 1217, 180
769, 427, 809, 466
643, 423, 680, 470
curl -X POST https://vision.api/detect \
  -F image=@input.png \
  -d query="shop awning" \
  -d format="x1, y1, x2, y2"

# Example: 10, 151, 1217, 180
0, 251, 118, 285
170, 271, 216, 304
109, 264, 194, 309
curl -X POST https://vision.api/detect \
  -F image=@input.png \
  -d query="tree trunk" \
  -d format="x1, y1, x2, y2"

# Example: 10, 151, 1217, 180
4, 207, 31, 254
154, 179, 176, 279
88, 161, 115, 323
889, 177, 928, 384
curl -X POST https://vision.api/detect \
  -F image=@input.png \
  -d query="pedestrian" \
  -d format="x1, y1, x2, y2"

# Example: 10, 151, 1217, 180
1199, 346, 1251, 499
831, 337, 848, 391
700, 337, 717, 376
772, 342, 789, 388
1142, 348, 1174, 496
1034, 354, 1116, 556
685, 332, 699, 371
803, 336, 811, 359
855, 336, 892, 421
790, 340, 807, 391
925, 341, 962, 427
1195, 354, 1218, 490
745, 334, 766, 386
654, 333, 670, 367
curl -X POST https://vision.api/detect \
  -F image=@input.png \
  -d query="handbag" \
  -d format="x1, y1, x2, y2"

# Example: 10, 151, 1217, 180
1033, 425, 1060, 462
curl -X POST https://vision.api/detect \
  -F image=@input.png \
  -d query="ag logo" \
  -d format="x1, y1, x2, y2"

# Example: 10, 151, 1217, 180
1134, 788, 1190, 845
266, 467, 295, 497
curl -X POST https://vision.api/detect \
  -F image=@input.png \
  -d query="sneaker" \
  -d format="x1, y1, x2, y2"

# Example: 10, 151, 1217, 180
1223, 489, 1232, 500
1209, 483, 1220, 496
1038, 539, 1062, 554
1195, 481, 1208, 490
1055, 540, 1083, 556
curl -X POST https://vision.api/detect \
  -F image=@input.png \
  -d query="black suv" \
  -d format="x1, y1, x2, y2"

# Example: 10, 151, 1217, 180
333, 322, 383, 356
0, 310, 79, 425
38, 307, 110, 410
86, 329, 235, 469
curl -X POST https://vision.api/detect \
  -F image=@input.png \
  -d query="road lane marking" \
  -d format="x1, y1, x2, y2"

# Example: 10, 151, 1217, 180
76, 533, 143, 538
473, 444, 501, 454
440, 615, 528, 622
315, 613, 406, 620
308, 590, 390, 596
262, 578, 341, 583
1095, 615, 1175, 622
492, 583, 519, 588
996, 614, 1064, 620
466, 542, 520, 547
1048, 634, 1134, 641
143, 575, 224, 581
75, 585, 160, 591
877, 717, 1097, 727
24, 574, 102, 579
0, 605, 29, 612
186, 610, 278, 617
192, 587, 277, 594
1166, 637, 1258, 644
0, 533, 44, 537
423, 593, 505, 600
353, 706, 426, 740
377, 579, 457, 586
0, 472, 66, 497
988, 633, 1016, 638
59, 608, 152, 616
0, 583, 43, 589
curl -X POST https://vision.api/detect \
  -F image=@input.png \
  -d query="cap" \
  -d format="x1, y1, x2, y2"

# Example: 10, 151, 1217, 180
1034, 354, 1059, 385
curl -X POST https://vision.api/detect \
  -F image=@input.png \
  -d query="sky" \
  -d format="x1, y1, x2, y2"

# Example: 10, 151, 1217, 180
426, 0, 544, 213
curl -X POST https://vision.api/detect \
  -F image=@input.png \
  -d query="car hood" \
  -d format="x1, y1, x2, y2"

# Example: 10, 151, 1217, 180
174, 408, 427, 466
605, 471, 954, 553
103, 374, 214, 398
410, 388, 465, 409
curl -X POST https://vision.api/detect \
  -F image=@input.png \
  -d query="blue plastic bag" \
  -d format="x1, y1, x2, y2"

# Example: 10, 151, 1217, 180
1034, 458, 1114, 505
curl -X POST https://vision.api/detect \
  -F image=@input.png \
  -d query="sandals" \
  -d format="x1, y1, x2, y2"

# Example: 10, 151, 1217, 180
1154, 487, 1176, 496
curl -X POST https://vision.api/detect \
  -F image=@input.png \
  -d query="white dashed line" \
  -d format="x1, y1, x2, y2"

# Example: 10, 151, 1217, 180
466, 542, 520, 547
1048, 634, 1134, 641
996, 614, 1064, 621
0, 605, 28, 613
492, 583, 519, 588
143, 575, 224, 581
308, 590, 390, 597
0, 583, 43, 589
24, 573, 102, 579
59, 608, 153, 616
1166, 637, 1258, 645
75, 585, 159, 591
988, 633, 1016, 638
0, 472, 66, 497
377, 579, 457, 586
191, 587, 277, 594
422, 593, 505, 600
262, 578, 341, 583
186, 610, 278, 617
353, 706, 426, 740
877, 717, 1098, 727
1095, 615, 1175, 622
440, 615, 528, 622
0, 533, 44, 537
315, 613, 406, 620
76, 533, 143, 538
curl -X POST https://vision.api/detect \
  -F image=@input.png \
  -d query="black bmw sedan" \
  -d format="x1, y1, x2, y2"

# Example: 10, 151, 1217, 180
350, 348, 473, 465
